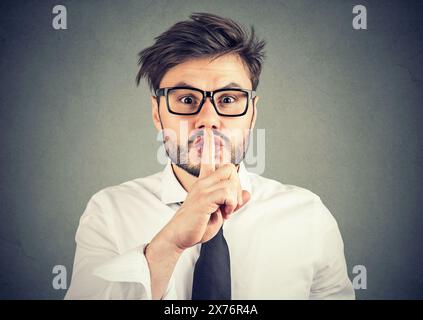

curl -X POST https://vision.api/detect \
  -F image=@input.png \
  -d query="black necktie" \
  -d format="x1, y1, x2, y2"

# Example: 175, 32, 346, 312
191, 225, 232, 300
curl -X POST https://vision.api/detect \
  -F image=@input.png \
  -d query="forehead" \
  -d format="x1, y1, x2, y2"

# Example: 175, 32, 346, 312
159, 54, 252, 90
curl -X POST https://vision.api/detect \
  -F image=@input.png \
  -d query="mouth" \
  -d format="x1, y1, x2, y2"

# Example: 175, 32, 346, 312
193, 135, 225, 153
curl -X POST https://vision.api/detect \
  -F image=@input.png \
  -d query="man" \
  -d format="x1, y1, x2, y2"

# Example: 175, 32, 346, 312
66, 12, 355, 300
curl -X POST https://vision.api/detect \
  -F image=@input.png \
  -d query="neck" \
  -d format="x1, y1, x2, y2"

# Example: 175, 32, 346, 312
171, 162, 241, 192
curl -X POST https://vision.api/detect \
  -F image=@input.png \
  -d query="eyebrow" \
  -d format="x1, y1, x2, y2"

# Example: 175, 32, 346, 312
172, 81, 244, 90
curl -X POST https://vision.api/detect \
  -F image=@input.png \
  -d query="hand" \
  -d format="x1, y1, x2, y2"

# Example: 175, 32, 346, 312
162, 128, 251, 252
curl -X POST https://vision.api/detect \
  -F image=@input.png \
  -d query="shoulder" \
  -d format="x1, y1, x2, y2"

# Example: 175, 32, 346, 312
247, 172, 338, 228
83, 170, 163, 216
248, 171, 320, 203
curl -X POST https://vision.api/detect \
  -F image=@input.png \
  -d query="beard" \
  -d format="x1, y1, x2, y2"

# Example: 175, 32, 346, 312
163, 130, 251, 177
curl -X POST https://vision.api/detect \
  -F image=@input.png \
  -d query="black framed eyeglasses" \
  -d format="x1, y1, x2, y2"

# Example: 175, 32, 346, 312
154, 86, 256, 117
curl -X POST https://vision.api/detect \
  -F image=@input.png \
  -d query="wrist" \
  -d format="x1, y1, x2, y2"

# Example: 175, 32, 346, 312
146, 229, 184, 262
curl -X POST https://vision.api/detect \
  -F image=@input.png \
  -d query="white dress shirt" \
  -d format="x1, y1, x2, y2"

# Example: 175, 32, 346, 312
65, 161, 355, 300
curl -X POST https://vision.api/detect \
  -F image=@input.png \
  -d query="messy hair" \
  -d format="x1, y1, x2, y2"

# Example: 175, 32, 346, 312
136, 12, 266, 92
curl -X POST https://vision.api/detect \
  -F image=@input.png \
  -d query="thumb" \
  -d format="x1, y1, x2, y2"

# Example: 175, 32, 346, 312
241, 190, 251, 206
233, 190, 251, 213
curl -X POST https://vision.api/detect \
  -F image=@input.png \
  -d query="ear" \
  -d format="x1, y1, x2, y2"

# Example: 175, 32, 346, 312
250, 95, 259, 129
151, 96, 162, 132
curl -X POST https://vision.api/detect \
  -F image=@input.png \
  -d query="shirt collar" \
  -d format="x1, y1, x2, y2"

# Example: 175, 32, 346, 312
160, 159, 252, 205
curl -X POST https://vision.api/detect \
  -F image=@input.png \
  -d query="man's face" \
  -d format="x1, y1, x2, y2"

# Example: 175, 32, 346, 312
151, 53, 259, 177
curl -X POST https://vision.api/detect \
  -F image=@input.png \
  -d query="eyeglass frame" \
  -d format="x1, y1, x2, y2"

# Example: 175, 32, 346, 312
154, 86, 257, 117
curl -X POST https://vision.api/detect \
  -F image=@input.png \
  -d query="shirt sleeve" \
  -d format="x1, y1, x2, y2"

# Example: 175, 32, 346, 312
65, 194, 177, 300
309, 199, 356, 300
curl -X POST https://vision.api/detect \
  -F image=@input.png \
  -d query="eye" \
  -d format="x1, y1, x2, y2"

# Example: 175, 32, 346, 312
180, 96, 195, 104
221, 96, 236, 104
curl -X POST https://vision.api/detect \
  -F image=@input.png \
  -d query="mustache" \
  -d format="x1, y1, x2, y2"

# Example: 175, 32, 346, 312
188, 129, 230, 145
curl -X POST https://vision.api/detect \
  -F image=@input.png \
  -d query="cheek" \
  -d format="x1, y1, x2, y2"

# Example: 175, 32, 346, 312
222, 117, 252, 137
162, 118, 195, 143
159, 116, 179, 143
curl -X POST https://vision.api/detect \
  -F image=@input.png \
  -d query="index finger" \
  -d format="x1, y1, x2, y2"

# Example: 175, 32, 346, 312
199, 128, 215, 178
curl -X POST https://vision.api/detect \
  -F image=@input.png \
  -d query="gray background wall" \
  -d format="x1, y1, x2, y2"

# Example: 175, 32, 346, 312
1, 0, 422, 299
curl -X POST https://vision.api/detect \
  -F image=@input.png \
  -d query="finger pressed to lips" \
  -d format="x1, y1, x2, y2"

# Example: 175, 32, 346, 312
198, 129, 244, 217
193, 135, 225, 150
199, 129, 215, 178
194, 138, 227, 168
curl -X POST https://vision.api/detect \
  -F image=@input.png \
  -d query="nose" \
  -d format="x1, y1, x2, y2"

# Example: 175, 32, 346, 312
194, 96, 221, 130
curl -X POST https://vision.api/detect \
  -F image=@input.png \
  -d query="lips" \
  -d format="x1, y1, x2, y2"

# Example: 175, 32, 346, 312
193, 135, 224, 152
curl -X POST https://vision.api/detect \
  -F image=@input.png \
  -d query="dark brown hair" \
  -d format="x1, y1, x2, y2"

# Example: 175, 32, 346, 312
136, 12, 266, 92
